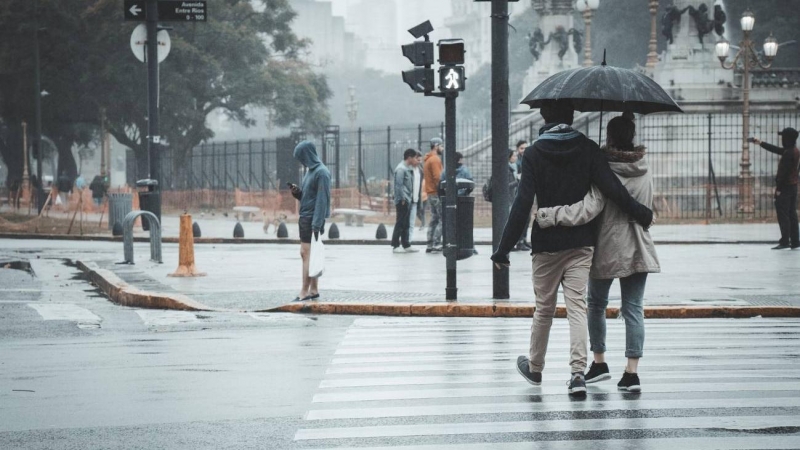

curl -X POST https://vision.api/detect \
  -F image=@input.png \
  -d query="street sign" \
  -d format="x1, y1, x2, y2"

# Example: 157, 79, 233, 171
124, 0, 207, 22
130, 24, 172, 63
439, 66, 466, 93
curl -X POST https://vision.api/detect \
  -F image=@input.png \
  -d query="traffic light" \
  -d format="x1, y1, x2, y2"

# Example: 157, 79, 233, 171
439, 66, 466, 93
438, 39, 465, 65
401, 21, 435, 94
402, 69, 435, 93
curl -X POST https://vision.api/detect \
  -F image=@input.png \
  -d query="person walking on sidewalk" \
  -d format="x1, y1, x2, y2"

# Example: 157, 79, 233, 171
752, 128, 800, 250
535, 116, 660, 392
424, 137, 444, 253
515, 140, 532, 251
392, 149, 421, 253
490, 100, 654, 397
408, 150, 423, 244
290, 141, 331, 302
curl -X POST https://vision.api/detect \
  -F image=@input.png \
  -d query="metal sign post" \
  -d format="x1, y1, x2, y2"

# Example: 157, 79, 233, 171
443, 92, 458, 300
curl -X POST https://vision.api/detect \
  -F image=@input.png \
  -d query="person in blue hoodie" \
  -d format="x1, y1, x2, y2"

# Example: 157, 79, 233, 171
289, 141, 331, 302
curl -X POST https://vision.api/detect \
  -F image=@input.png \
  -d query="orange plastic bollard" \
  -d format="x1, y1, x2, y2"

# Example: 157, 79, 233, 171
168, 214, 206, 277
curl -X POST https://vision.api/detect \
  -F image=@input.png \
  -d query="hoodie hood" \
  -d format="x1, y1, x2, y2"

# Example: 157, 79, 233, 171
293, 141, 321, 169
604, 146, 648, 178
534, 124, 589, 166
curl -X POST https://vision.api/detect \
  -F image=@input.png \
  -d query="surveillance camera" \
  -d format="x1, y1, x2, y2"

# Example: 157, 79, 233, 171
407, 20, 434, 40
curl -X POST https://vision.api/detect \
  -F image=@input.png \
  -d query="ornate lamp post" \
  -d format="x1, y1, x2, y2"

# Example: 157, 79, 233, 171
575, 0, 599, 67
345, 85, 358, 127
646, 0, 659, 73
715, 10, 779, 215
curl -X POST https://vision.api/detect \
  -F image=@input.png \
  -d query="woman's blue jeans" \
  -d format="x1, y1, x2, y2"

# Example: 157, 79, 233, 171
587, 272, 648, 359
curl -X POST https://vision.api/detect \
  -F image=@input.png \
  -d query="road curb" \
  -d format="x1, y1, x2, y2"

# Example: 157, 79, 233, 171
76, 260, 213, 312
264, 302, 800, 319
0, 232, 776, 246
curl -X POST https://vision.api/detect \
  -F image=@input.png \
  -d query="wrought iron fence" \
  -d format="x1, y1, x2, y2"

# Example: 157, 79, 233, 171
156, 110, 799, 220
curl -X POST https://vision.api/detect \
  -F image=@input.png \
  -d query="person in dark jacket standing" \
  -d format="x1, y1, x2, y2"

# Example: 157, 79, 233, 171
490, 100, 654, 397
752, 128, 800, 250
89, 175, 108, 207
289, 141, 331, 301
392, 149, 421, 253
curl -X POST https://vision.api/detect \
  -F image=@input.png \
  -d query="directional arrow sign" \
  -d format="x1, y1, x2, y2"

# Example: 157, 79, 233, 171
124, 0, 207, 22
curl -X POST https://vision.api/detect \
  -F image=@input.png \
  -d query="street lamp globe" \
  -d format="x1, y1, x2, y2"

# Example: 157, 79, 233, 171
715, 39, 731, 61
586, 0, 599, 10
740, 10, 755, 32
576, 0, 587, 12
763, 34, 779, 59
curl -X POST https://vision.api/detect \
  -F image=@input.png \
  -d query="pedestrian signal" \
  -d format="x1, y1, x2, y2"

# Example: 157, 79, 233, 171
438, 39, 465, 65
439, 66, 466, 93
403, 68, 435, 93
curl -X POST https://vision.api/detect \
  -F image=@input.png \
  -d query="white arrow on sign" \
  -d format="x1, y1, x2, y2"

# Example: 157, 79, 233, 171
445, 69, 460, 90
129, 4, 142, 16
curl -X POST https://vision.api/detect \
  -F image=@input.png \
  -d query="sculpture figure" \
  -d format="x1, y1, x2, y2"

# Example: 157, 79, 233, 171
568, 28, 583, 58
688, 3, 726, 45
661, 4, 690, 45
713, 4, 727, 37
527, 28, 547, 61
550, 26, 570, 61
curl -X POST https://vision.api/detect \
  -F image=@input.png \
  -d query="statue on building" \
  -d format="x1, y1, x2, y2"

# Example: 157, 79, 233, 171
550, 26, 570, 61
713, 3, 727, 37
567, 28, 583, 58
661, 4, 690, 45
689, 3, 724, 44
527, 28, 547, 61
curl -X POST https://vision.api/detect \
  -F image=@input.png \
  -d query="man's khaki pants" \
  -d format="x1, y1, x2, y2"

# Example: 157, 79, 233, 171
528, 247, 594, 375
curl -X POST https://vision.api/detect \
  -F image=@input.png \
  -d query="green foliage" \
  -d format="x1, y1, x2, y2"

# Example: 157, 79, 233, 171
0, 0, 330, 185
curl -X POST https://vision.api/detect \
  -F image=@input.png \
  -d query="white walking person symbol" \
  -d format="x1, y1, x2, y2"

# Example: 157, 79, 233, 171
445, 69, 460, 89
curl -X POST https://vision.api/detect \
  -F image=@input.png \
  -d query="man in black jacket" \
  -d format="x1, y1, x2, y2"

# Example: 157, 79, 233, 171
491, 100, 654, 397
752, 128, 800, 250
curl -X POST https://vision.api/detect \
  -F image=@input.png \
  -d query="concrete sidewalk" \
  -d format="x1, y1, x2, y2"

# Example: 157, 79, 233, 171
4, 237, 796, 317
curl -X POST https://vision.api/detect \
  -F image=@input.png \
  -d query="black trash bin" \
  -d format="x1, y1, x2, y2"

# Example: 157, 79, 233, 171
136, 179, 160, 231
439, 178, 475, 261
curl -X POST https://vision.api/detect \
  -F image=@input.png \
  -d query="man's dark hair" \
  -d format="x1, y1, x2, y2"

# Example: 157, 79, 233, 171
516, 140, 528, 148
607, 116, 636, 150
540, 100, 574, 125
455, 151, 464, 163
403, 148, 417, 160
508, 150, 516, 160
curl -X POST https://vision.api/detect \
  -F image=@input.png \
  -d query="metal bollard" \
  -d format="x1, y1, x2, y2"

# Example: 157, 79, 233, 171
122, 210, 162, 264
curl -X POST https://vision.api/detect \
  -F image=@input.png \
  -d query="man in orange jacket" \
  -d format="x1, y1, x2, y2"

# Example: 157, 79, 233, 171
423, 137, 444, 253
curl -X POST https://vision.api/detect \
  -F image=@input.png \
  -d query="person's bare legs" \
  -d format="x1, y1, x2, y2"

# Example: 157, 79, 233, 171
299, 243, 311, 298
309, 267, 319, 296
626, 357, 639, 373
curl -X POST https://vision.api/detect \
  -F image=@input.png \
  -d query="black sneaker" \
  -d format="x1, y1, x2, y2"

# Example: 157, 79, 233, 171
516, 356, 542, 386
617, 372, 641, 392
772, 244, 791, 250
567, 372, 587, 397
585, 362, 611, 384
791, 244, 800, 250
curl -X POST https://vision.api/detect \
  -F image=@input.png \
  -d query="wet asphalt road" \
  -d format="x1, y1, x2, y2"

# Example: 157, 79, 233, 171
1, 256, 800, 449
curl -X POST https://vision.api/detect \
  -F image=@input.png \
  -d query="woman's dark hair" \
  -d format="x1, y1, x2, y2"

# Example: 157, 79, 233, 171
606, 116, 636, 151
508, 150, 516, 160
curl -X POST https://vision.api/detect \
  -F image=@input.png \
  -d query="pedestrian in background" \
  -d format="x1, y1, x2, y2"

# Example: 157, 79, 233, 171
408, 150, 423, 244
439, 151, 474, 195
515, 139, 532, 251
536, 115, 660, 392
290, 141, 331, 302
424, 137, 444, 253
752, 128, 800, 250
89, 175, 107, 208
392, 148, 421, 253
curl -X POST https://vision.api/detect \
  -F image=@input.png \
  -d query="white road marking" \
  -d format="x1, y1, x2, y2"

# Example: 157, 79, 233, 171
28, 303, 102, 329
135, 310, 197, 326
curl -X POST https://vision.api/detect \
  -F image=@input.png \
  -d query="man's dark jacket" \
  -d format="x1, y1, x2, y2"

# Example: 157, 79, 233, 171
761, 142, 800, 189
493, 124, 654, 260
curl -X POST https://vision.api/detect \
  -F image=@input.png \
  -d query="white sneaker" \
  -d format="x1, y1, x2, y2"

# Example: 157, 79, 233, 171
393, 247, 405, 254
405, 247, 420, 253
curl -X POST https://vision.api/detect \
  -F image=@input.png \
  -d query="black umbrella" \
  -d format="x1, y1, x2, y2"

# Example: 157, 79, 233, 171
521, 52, 683, 142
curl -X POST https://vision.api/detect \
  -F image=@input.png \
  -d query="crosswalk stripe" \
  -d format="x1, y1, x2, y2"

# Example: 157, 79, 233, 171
325, 359, 800, 375
135, 310, 197, 326
309, 436, 800, 450
27, 303, 102, 329
311, 382, 800, 403
305, 396, 800, 420
318, 370, 800, 388
333, 340, 798, 355
331, 349, 798, 365
294, 414, 800, 440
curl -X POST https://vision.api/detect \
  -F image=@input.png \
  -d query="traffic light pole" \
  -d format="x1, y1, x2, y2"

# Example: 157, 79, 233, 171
491, 0, 510, 299
444, 93, 458, 301
146, 0, 160, 188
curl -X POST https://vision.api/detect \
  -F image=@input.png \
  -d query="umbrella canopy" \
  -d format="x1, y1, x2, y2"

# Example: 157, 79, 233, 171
521, 59, 683, 115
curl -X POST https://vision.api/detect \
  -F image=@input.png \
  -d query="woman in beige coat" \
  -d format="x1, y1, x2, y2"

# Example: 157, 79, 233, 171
536, 116, 660, 392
